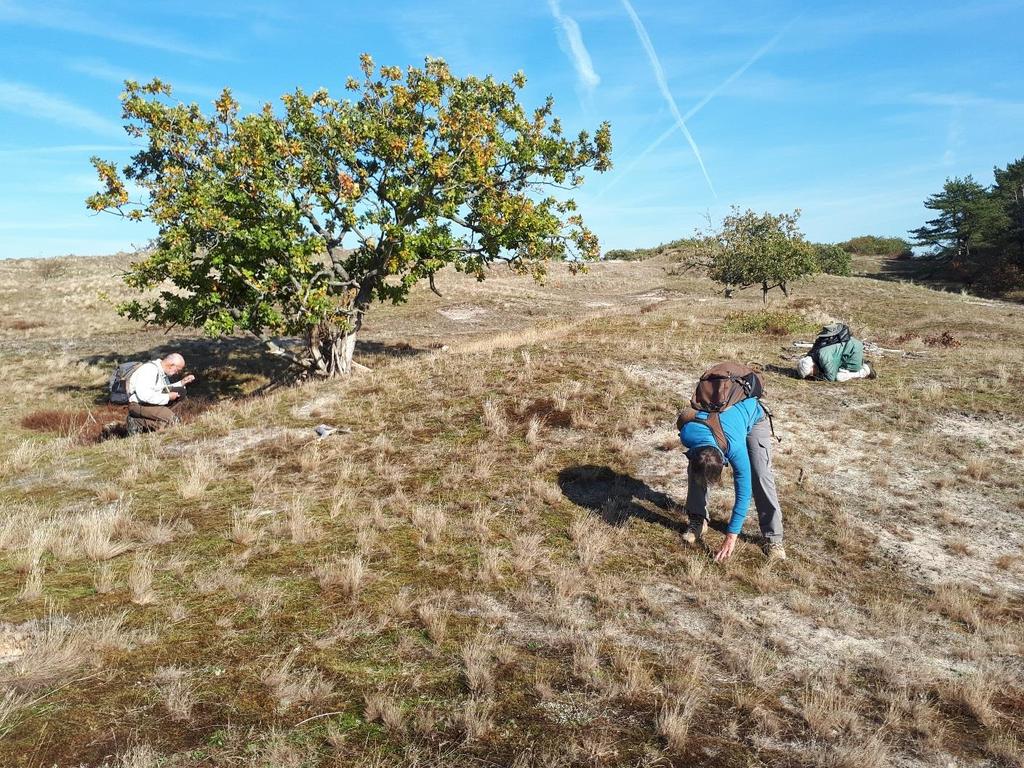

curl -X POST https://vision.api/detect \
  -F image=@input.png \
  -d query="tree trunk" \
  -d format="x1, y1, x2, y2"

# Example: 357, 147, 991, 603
307, 317, 362, 378
780, 282, 789, 297
762, 281, 769, 304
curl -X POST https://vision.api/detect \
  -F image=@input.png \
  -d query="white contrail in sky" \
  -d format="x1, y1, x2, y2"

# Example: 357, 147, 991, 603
620, 0, 715, 196
547, 0, 600, 92
598, 18, 796, 198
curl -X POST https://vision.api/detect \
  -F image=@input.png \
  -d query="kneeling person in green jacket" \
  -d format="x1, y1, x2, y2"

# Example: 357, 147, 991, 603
678, 398, 785, 563
797, 323, 876, 382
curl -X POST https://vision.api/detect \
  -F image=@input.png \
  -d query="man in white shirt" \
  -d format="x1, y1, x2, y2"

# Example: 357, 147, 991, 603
125, 353, 196, 434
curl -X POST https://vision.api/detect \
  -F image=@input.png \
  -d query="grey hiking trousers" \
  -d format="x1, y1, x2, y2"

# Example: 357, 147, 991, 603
685, 417, 784, 543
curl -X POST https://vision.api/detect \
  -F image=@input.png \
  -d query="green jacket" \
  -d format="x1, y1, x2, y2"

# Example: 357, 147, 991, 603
813, 338, 864, 381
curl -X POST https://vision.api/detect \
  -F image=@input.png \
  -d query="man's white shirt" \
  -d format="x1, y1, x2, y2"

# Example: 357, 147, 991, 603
128, 360, 171, 405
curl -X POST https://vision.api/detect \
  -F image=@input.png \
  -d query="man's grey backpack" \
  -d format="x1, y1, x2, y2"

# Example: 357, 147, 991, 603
108, 361, 144, 404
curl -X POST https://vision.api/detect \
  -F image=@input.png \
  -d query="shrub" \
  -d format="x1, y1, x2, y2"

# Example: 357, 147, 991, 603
839, 235, 913, 258
603, 238, 697, 261
812, 243, 852, 276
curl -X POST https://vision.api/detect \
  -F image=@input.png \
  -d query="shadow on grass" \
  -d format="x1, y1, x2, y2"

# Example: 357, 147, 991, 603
764, 363, 802, 379
74, 336, 295, 403
558, 464, 764, 545
557, 464, 688, 534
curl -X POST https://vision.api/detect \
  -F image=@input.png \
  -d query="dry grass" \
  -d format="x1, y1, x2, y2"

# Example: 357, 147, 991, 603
262, 650, 335, 713
461, 633, 496, 695
315, 555, 366, 601
4, 255, 1024, 766
417, 600, 450, 645
461, 696, 496, 742
177, 453, 219, 499
128, 551, 157, 605
568, 513, 613, 571
153, 666, 197, 722
657, 689, 703, 754
363, 690, 405, 732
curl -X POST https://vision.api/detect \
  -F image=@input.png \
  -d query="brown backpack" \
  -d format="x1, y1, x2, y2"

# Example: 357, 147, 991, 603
676, 363, 766, 453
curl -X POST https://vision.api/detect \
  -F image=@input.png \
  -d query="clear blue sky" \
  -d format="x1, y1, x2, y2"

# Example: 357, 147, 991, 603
1, 0, 1021, 259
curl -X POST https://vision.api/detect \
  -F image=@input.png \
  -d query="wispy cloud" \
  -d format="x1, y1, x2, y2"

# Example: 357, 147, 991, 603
0, 80, 123, 138
619, 0, 715, 196
0, 1, 227, 60
547, 0, 600, 92
69, 58, 254, 104
0, 144, 133, 157
599, 19, 795, 197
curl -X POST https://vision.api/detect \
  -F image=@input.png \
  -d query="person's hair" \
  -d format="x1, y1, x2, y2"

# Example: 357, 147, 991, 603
692, 446, 724, 486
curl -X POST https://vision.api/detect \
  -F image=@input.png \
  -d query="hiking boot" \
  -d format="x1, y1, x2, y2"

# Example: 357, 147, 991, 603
866, 363, 878, 380
763, 540, 787, 562
681, 519, 707, 545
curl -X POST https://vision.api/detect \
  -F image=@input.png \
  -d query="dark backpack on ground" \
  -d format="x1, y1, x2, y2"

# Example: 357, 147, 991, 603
809, 323, 851, 363
108, 361, 144, 404
676, 362, 767, 453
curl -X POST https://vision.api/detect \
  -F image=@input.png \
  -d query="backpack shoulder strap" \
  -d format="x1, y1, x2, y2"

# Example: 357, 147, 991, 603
705, 411, 730, 453
677, 407, 730, 453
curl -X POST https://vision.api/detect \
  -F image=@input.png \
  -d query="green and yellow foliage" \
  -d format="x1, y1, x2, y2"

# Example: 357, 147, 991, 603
87, 55, 612, 377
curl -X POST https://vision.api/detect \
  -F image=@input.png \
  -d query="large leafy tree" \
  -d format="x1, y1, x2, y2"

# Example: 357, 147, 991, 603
687, 208, 819, 302
88, 55, 612, 376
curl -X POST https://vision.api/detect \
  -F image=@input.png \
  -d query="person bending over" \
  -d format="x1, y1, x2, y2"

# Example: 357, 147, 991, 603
679, 397, 785, 563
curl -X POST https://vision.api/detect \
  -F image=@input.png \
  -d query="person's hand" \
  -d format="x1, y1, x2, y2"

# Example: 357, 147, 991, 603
714, 533, 738, 563
169, 391, 181, 401
181, 374, 196, 385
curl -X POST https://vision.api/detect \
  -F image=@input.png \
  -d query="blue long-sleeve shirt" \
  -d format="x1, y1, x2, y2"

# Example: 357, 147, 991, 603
679, 398, 765, 535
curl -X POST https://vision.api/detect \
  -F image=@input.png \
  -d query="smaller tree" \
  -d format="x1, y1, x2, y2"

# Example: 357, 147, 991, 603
687, 208, 819, 302
910, 176, 991, 268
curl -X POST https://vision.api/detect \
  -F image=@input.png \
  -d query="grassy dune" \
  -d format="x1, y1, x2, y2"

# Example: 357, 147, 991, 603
1, 254, 1022, 767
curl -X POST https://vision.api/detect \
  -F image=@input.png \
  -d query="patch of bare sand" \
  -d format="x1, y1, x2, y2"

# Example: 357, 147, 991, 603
622, 364, 697, 399
0, 625, 29, 665
743, 597, 973, 679
437, 305, 488, 322
162, 426, 312, 458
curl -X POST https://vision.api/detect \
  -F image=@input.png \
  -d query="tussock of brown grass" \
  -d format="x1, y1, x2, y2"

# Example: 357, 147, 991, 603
410, 505, 446, 550
262, 650, 335, 713
285, 496, 321, 544
363, 690, 405, 732
80, 505, 134, 561
177, 453, 219, 499
315, 555, 366, 601
933, 583, 984, 631
94, 562, 116, 594
948, 670, 1002, 728
657, 690, 702, 754
799, 682, 858, 739
0, 612, 132, 693
128, 552, 157, 605
568, 513, 613, 571
461, 696, 496, 742
417, 600, 450, 645
153, 666, 197, 722
461, 633, 496, 695
227, 510, 262, 546
18, 566, 44, 603
512, 532, 544, 574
